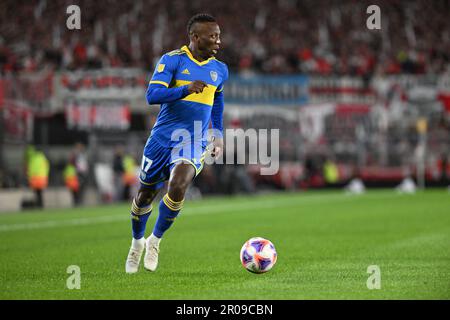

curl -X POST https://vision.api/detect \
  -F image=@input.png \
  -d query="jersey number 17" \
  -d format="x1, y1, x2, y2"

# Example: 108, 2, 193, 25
141, 156, 153, 173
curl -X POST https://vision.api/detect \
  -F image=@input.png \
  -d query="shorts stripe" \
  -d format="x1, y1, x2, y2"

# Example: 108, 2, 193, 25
139, 177, 166, 186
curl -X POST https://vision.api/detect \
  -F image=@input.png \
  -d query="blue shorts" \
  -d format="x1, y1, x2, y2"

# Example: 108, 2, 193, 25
139, 137, 207, 190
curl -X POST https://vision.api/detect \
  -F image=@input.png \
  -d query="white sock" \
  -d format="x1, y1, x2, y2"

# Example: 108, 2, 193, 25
132, 237, 145, 250
148, 233, 161, 246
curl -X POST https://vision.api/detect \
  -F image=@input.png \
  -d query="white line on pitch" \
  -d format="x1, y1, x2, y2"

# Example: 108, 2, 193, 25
0, 192, 397, 232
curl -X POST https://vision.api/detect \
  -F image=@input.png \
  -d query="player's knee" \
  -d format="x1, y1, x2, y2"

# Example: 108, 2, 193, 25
167, 178, 190, 199
168, 163, 195, 200
135, 189, 157, 207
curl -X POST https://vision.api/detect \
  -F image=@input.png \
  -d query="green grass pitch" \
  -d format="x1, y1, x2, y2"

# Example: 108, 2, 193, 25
0, 189, 449, 299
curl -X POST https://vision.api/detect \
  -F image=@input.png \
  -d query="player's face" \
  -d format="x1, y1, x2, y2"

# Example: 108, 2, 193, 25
195, 22, 221, 58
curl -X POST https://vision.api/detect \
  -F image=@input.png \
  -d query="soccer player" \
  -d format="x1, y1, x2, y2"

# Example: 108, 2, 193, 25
125, 13, 228, 273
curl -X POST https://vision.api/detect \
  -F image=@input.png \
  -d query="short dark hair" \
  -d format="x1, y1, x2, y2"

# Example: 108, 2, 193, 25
187, 13, 216, 35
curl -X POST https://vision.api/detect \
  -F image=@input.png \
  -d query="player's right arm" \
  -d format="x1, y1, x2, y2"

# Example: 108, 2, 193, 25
146, 54, 208, 105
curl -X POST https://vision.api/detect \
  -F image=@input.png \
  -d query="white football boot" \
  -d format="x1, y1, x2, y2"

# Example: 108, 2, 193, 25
125, 238, 145, 274
144, 234, 161, 272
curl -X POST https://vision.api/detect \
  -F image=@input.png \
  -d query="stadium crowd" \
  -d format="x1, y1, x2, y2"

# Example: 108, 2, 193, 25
1, 0, 449, 76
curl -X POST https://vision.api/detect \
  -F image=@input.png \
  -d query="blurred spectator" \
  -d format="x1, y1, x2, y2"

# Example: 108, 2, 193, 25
70, 142, 89, 205
24, 145, 49, 208
0, 0, 448, 76
122, 153, 138, 201
63, 160, 80, 206
323, 158, 339, 185
112, 145, 125, 201
439, 153, 449, 184
300, 155, 324, 188
113, 145, 138, 201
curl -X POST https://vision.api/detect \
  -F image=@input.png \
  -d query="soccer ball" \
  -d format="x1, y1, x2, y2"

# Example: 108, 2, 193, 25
240, 237, 277, 274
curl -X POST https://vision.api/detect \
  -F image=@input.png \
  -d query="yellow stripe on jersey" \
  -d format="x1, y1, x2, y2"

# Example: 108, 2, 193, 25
181, 45, 214, 66
167, 49, 184, 56
173, 80, 217, 106
149, 80, 169, 87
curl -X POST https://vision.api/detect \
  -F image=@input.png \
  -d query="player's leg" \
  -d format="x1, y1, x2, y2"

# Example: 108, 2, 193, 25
132, 187, 160, 238
144, 162, 196, 271
126, 138, 168, 273
155, 162, 195, 236
35, 189, 44, 208
125, 187, 162, 274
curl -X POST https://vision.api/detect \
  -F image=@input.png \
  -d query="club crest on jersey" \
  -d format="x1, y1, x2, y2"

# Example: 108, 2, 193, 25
157, 64, 165, 73
210, 71, 218, 82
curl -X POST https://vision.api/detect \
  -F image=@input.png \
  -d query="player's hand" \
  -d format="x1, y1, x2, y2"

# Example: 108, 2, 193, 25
210, 137, 223, 160
188, 80, 208, 94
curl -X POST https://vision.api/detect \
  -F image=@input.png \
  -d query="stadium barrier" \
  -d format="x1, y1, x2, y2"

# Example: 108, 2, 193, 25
1, 71, 449, 201
0, 186, 104, 213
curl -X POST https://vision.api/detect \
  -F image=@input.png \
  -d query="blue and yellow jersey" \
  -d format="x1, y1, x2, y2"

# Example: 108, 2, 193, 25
148, 45, 228, 148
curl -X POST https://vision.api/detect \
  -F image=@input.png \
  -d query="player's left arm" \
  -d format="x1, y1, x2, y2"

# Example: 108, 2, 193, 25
210, 65, 228, 159
146, 54, 191, 105
210, 89, 224, 159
